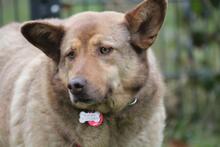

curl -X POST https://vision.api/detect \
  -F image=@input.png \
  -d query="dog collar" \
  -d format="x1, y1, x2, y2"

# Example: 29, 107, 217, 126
78, 97, 138, 127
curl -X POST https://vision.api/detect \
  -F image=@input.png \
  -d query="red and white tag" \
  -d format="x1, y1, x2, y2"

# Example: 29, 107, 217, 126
79, 111, 104, 127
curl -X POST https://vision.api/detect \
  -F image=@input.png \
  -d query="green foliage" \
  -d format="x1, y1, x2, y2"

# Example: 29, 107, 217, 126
191, 0, 203, 16
156, 1, 220, 146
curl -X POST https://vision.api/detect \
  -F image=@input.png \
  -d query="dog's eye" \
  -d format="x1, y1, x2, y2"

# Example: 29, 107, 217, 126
66, 51, 76, 60
98, 47, 113, 55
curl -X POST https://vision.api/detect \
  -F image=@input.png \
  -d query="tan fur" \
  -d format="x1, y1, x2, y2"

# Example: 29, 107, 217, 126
0, 0, 167, 146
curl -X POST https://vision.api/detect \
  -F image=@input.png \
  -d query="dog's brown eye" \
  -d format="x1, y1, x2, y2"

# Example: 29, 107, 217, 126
66, 51, 76, 60
98, 47, 113, 55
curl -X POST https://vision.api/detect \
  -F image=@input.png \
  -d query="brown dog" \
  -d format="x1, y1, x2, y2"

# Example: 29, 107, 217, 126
0, 0, 167, 146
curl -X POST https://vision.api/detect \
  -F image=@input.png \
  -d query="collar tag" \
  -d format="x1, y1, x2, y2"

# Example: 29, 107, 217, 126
79, 111, 104, 127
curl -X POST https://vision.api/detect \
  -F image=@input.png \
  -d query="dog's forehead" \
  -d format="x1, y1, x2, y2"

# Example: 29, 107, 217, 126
67, 12, 126, 35
65, 11, 125, 27
62, 12, 129, 49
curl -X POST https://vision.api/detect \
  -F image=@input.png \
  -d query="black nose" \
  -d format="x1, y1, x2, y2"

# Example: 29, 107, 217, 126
68, 77, 87, 94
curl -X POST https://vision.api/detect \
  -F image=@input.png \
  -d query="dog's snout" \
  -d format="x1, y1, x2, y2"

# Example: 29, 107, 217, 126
68, 77, 87, 93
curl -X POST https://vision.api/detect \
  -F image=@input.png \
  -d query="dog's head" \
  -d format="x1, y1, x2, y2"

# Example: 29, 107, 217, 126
21, 0, 167, 113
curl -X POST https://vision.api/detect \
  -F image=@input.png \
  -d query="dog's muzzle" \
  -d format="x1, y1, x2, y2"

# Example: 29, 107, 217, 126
67, 77, 96, 104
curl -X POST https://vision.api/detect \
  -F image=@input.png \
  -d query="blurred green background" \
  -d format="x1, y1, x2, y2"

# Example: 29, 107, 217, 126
0, 0, 219, 146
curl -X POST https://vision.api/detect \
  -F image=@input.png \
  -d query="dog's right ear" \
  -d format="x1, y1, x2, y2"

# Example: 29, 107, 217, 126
21, 21, 65, 63
125, 0, 167, 51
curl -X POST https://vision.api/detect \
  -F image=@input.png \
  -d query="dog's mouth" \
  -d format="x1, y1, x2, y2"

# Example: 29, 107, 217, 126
76, 98, 96, 104
67, 86, 114, 113
68, 90, 100, 105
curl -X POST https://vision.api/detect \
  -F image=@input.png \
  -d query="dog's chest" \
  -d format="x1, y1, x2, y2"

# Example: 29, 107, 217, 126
75, 117, 142, 147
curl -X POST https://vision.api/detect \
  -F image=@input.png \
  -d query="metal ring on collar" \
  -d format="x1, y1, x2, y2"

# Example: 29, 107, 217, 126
129, 97, 138, 106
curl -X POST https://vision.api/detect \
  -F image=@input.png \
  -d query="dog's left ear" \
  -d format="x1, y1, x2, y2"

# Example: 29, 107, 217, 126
125, 0, 167, 50
21, 21, 65, 63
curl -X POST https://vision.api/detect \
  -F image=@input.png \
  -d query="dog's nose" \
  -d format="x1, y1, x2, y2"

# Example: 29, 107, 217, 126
68, 77, 87, 93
